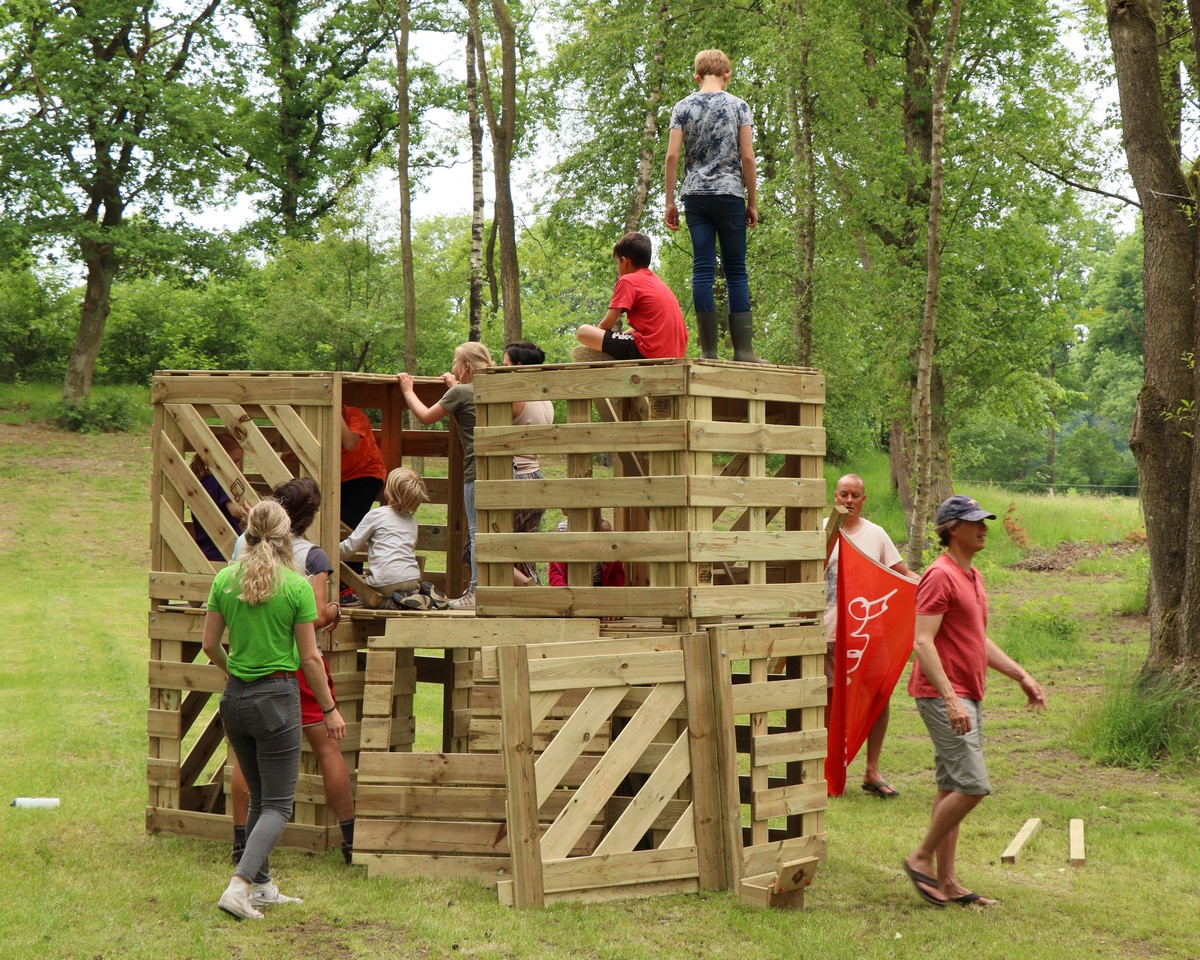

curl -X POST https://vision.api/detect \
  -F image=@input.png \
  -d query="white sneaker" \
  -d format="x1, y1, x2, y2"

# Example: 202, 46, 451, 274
447, 589, 475, 610
249, 880, 303, 906
218, 877, 263, 920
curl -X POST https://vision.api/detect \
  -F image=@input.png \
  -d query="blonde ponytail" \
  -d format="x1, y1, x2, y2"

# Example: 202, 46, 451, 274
236, 499, 296, 604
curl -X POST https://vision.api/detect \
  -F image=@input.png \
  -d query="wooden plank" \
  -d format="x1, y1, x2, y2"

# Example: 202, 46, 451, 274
592, 732, 691, 856
687, 364, 825, 403
356, 819, 594, 856
157, 498, 220, 575
742, 835, 828, 877
690, 583, 825, 618
476, 531, 689, 563
539, 681, 686, 861
689, 530, 824, 562
376, 617, 598, 649
539, 845, 700, 895
497, 645, 545, 908
688, 422, 824, 456
153, 374, 335, 405
753, 782, 828, 820
752, 729, 827, 765
659, 801, 697, 849
688, 476, 825, 509
720, 623, 825, 659
262, 402, 322, 480
533, 686, 627, 806
525, 651, 685, 693
364, 649, 397, 684
149, 572, 213, 602
732, 677, 827, 715
210, 403, 295, 492
532, 877, 700, 906
363, 853, 510, 885
357, 752, 507, 785
478, 586, 690, 619
148, 660, 226, 694
474, 476, 687, 510
681, 634, 726, 890
1001, 817, 1043, 864
147, 708, 182, 740
476, 419, 688, 455
474, 362, 688, 403
1069, 819, 1085, 867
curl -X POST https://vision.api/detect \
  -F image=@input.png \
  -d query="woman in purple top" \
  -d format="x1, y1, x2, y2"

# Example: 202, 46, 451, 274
191, 432, 247, 561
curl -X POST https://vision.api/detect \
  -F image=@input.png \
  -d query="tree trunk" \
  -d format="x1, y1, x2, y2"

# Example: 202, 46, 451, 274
471, 0, 522, 346
788, 0, 816, 367
384, 0, 417, 375
624, 1, 669, 233
466, 24, 485, 343
1107, 0, 1199, 676
907, 0, 962, 571
63, 238, 120, 406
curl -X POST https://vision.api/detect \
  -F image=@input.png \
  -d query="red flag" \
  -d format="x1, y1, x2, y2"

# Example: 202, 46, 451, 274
825, 532, 916, 796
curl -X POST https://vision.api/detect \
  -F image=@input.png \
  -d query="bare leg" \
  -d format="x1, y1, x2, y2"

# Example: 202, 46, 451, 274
303, 725, 353, 822
231, 758, 249, 825
905, 789, 984, 904
863, 703, 892, 789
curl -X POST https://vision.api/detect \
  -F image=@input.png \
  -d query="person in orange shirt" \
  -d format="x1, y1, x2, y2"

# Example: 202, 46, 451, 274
338, 405, 387, 604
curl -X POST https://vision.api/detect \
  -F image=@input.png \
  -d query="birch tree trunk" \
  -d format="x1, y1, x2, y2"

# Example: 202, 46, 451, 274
907, 0, 962, 570
788, 0, 816, 367
466, 24, 485, 343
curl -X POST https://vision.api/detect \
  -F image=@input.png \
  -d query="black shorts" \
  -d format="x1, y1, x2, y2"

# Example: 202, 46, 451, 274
602, 329, 645, 361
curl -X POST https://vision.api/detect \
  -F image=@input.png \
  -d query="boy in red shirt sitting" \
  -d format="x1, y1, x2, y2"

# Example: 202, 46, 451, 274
574, 232, 687, 361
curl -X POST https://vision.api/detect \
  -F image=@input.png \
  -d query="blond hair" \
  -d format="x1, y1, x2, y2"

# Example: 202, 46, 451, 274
454, 341, 494, 383
236, 500, 296, 604
385, 466, 429, 516
694, 49, 731, 78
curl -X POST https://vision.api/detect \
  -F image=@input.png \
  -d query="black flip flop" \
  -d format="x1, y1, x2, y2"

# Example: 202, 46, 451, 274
902, 861, 947, 907
951, 892, 999, 906
863, 780, 900, 798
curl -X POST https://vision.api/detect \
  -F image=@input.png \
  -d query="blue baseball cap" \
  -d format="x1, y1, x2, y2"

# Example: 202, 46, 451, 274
935, 495, 996, 524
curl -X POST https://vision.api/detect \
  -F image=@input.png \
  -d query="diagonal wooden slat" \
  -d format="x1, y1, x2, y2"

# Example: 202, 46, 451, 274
534, 686, 627, 807
263, 402, 322, 479
660, 801, 698, 848
210, 403, 292, 491
158, 432, 239, 561
165, 404, 259, 507
158, 496, 220, 574
539, 681, 684, 861
529, 690, 564, 730
592, 731, 691, 856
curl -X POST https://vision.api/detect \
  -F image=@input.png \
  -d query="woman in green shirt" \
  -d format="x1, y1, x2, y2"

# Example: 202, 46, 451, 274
203, 499, 345, 920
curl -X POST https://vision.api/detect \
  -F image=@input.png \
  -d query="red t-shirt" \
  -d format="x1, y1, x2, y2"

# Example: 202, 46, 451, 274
340, 405, 387, 483
907, 553, 990, 701
609, 268, 687, 359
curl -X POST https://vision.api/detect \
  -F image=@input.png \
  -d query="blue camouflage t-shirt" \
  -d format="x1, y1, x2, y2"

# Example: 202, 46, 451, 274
669, 91, 753, 198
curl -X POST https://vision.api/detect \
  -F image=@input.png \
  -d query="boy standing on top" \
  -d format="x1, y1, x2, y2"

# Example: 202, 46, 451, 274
664, 48, 764, 363
574, 232, 688, 361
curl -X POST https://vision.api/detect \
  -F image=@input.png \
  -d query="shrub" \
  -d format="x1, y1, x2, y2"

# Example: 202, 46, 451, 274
57, 393, 140, 433
1080, 663, 1200, 770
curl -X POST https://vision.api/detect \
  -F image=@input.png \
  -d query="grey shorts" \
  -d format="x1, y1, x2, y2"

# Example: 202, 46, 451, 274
915, 697, 992, 796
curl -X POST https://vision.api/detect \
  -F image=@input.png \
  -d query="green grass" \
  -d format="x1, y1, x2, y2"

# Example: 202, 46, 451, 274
2, 407, 1196, 958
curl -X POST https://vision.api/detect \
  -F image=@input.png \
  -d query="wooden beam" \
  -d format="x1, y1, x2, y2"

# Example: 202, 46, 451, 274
1069, 819, 1085, 867
1001, 818, 1043, 864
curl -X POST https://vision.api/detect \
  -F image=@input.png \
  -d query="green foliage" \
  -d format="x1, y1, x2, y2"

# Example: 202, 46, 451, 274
0, 262, 75, 381
1055, 422, 1137, 492
56, 391, 148, 434
1081, 661, 1200, 770
993, 600, 1081, 664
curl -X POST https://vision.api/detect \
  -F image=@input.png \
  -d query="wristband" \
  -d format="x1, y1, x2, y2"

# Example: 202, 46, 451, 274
322, 703, 337, 714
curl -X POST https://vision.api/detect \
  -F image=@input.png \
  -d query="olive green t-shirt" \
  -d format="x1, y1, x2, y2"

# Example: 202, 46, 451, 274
440, 382, 478, 483
207, 564, 317, 681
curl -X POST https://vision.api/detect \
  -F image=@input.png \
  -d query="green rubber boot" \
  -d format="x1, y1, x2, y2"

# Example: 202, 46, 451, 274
729, 311, 766, 364
695, 311, 720, 359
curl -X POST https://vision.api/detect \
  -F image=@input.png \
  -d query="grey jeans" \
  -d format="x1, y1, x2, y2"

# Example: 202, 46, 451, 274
220, 674, 301, 884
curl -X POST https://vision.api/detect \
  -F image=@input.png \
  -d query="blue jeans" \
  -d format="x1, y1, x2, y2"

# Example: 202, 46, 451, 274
684, 194, 750, 314
464, 480, 477, 591
220, 674, 301, 884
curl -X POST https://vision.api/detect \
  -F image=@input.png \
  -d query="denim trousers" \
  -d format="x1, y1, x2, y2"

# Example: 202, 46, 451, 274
683, 193, 750, 314
220, 674, 301, 884
464, 480, 478, 591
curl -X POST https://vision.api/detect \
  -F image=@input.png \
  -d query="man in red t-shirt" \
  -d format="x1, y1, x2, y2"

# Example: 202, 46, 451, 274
902, 495, 1046, 909
573, 232, 687, 361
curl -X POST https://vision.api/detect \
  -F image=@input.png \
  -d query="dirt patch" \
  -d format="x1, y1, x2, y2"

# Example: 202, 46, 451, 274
1010, 540, 1144, 572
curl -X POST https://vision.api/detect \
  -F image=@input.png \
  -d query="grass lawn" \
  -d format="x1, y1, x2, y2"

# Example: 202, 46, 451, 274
0, 413, 1195, 960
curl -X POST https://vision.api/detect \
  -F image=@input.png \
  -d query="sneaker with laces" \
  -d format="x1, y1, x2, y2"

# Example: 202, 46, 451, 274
339, 587, 362, 607
249, 881, 303, 906
217, 878, 263, 920
447, 589, 475, 610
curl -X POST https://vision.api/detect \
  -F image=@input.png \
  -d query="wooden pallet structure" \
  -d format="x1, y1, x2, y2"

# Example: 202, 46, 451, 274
351, 359, 831, 906
146, 371, 468, 850
146, 360, 832, 903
